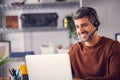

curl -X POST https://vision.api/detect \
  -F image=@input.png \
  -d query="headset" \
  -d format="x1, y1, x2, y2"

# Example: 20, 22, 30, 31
85, 7, 100, 30
74, 7, 100, 30
83, 7, 100, 40
73, 7, 101, 41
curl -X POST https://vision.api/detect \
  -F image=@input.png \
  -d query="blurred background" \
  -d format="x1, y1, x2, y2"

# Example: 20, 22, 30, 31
0, 0, 120, 78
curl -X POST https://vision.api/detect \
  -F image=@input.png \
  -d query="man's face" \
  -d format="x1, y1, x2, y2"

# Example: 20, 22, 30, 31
74, 17, 96, 42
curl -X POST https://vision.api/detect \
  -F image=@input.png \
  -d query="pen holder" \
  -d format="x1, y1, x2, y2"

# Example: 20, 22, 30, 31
11, 76, 21, 80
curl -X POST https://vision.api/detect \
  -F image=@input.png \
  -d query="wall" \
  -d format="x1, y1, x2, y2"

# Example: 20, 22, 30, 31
82, 0, 120, 39
0, 8, 2, 28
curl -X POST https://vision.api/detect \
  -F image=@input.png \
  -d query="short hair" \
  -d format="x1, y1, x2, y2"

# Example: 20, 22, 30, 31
73, 7, 100, 30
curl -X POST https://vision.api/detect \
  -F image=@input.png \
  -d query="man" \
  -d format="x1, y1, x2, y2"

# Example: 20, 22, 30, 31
69, 7, 120, 80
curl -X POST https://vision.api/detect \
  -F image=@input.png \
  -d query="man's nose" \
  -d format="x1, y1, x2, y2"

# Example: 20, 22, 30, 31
77, 26, 84, 33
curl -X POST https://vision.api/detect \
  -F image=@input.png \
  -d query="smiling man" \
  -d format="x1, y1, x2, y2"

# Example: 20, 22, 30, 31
68, 7, 120, 80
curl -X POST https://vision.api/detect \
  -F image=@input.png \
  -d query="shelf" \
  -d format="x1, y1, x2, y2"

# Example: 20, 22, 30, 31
1, 1, 79, 10
0, 1, 79, 33
0, 27, 68, 33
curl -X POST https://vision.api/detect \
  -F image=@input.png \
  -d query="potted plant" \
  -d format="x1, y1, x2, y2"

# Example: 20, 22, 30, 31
0, 40, 10, 77
64, 15, 78, 46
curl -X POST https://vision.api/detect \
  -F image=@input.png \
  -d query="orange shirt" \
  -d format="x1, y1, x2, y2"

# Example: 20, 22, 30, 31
69, 37, 120, 80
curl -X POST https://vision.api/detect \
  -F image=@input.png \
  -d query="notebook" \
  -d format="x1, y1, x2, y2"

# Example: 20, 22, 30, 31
25, 54, 73, 80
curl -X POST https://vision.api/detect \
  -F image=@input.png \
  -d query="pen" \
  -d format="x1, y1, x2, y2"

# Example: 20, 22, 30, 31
12, 68, 16, 76
16, 69, 20, 80
9, 68, 21, 80
9, 68, 13, 76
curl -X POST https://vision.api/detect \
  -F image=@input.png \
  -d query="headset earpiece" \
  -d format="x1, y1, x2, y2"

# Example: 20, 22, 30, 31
94, 20, 100, 28
87, 7, 100, 29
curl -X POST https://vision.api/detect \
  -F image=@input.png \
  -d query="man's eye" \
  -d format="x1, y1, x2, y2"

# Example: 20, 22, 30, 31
75, 25, 79, 28
75, 23, 88, 28
82, 23, 88, 27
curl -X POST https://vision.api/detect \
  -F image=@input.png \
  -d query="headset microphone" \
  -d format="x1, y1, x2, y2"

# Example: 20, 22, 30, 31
78, 28, 97, 42
89, 28, 97, 39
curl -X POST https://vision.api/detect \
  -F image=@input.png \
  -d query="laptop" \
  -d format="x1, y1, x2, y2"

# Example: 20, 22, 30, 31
25, 54, 73, 80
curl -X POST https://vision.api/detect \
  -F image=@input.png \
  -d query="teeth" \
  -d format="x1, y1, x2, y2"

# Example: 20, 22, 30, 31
81, 33, 88, 38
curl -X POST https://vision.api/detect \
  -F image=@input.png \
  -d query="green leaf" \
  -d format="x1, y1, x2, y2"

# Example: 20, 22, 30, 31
65, 15, 77, 39
0, 57, 9, 66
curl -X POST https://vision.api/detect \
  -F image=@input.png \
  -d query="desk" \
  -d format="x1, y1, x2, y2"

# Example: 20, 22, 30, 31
0, 77, 10, 80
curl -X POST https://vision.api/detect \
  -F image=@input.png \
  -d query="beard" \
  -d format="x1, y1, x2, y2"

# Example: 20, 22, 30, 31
78, 31, 94, 42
